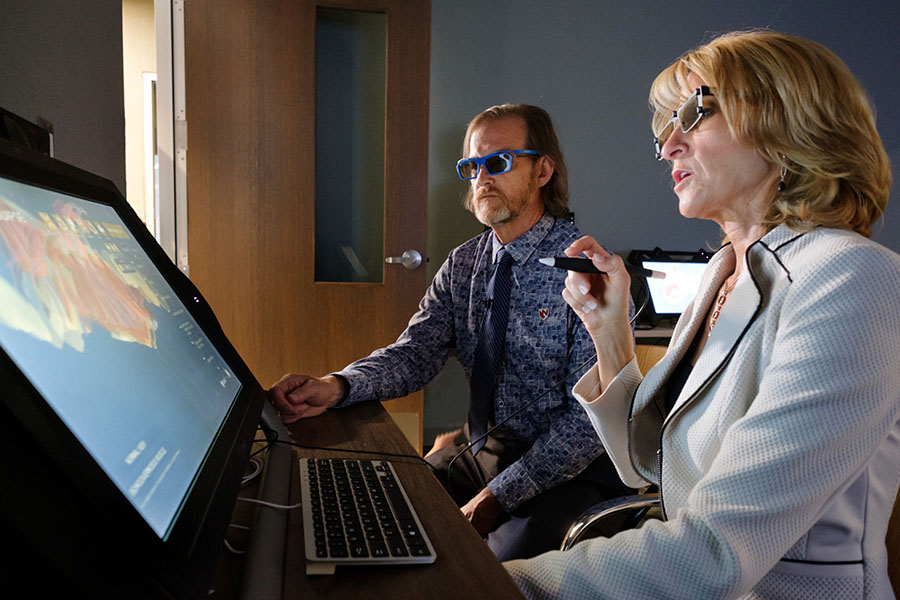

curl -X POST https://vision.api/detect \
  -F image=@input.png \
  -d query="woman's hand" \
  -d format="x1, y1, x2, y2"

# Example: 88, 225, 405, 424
562, 237, 631, 329
562, 236, 635, 385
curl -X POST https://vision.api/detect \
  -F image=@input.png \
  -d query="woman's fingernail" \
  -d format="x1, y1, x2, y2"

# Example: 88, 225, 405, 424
585, 298, 598, 311
579, 284, 589, 295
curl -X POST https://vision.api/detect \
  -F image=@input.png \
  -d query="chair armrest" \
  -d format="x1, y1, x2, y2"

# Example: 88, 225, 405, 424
560, 493, 660, 551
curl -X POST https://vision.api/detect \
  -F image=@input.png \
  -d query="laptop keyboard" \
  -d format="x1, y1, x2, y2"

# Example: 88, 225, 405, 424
300, 458, 436, 570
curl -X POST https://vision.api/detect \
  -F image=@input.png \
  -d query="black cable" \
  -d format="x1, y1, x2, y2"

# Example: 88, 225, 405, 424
253, 421, 437, 466
268, 437, 438, 474
446, 288, 650, 501
249, 441, 271, 460
631, 280, 651, 325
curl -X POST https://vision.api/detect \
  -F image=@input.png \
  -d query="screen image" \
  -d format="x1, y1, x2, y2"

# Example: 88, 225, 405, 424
0, 175, 242, 539
642, 260, 708, 316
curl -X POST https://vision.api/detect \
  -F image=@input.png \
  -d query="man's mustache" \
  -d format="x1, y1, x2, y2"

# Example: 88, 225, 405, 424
475, 188, 502, 201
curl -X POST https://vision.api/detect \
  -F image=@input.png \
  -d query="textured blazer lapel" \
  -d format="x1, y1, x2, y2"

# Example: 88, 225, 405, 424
628, 248, 735, 477
634, 247, 734, 417
676, 226, 806, 410
669, 245, 770, 418
678, 271, 761, 407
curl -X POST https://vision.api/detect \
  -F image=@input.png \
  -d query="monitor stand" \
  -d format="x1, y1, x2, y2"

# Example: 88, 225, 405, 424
239, 401, 293, 600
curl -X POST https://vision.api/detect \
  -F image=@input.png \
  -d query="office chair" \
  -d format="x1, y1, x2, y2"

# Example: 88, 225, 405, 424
560, 491, 660, 551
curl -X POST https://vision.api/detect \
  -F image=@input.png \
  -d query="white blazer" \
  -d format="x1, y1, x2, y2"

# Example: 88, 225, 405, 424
506, 224, 900, 599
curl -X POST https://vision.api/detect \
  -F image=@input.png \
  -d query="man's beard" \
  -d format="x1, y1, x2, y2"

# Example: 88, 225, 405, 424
466, 179, 537, 227
469, 193, 513, 226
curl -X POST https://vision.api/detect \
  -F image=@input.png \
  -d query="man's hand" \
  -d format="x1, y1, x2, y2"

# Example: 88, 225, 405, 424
267, 374, 345, 423
460, 486, 506, 537
424, 427, 462, 459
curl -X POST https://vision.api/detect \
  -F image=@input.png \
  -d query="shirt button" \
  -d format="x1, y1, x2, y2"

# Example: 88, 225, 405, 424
498, 401, 505, 407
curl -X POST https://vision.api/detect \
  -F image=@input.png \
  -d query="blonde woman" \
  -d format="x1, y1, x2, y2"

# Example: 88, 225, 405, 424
506, 30, 900, 599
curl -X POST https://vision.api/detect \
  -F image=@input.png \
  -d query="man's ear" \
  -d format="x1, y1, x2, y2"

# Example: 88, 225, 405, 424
536, 156, 555, 187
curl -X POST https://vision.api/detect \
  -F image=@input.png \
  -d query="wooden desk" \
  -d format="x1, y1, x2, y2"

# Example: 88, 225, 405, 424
634, 326, 674, 339
218, 402, 524, 599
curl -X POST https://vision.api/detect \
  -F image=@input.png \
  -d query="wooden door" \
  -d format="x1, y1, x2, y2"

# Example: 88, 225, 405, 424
183, 0, 429, 452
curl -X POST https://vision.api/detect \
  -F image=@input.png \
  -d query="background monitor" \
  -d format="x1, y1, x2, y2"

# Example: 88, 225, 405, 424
642, 260, 709, 317
0, 137, 270, 598
629, 247, 711, 327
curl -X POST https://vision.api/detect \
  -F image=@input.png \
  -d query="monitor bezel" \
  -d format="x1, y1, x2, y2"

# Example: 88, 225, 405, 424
0, 137, 265, 598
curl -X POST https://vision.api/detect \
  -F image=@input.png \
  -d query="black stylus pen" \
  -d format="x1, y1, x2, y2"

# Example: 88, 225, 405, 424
538, 257, 666, 279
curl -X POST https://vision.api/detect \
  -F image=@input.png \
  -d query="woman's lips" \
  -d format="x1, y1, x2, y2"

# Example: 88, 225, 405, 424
673, 169, 692, 190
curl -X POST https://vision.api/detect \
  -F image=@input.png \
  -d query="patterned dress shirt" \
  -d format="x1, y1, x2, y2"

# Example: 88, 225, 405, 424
336, 214, 608, 511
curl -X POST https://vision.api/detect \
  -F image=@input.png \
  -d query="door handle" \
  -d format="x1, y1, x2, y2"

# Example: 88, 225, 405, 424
385, 249, 423, 270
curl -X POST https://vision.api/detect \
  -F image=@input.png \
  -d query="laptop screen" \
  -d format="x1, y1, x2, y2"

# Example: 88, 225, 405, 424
641, 260, 708, 317
0, 174, 242, 540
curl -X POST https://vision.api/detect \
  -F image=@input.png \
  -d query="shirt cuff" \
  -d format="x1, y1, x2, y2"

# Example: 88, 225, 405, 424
330, 369, 370, 407
487, 460, 541, 513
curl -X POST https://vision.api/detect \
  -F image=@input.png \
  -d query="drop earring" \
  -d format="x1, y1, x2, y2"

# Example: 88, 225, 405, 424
777, 163, 787, 192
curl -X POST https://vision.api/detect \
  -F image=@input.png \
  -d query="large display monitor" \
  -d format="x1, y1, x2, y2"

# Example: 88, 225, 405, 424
0, 137, 274, 598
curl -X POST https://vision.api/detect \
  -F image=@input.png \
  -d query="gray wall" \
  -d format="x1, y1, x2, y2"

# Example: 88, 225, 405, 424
0, 1, 126, 193
424, 0, 900, 437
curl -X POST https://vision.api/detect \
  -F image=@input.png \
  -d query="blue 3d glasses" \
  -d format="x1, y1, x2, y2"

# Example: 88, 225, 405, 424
456, 149, 540, 180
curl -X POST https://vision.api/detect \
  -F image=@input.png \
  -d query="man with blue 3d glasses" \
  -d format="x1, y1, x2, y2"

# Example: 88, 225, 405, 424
270, 104, 632, 560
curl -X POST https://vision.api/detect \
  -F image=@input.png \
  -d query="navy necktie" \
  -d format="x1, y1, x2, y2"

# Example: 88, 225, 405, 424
468, 248, 514, 454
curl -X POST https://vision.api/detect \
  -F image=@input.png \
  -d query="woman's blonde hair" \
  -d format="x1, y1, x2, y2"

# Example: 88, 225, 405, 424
650, 30, 891, 237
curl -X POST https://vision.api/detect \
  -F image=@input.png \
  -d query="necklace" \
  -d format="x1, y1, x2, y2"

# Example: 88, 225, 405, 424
708, 276, 738, 335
